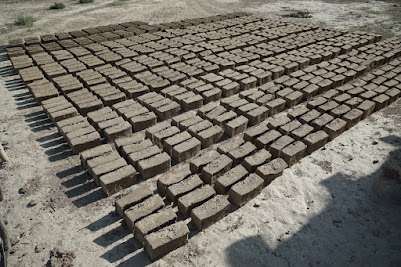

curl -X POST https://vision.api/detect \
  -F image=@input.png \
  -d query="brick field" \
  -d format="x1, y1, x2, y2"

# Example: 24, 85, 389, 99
6, 12, 401, 261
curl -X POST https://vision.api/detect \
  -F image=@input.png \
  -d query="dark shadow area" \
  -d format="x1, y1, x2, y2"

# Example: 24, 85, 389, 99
86, 212, 120, 232
4, 79, 26, 91
0, 65, 16, 77
94, 223, 130, 248
116, 250, 151, 267
101, 239, 145, 264
71, 187, 105, 208
225, 135, 401, 267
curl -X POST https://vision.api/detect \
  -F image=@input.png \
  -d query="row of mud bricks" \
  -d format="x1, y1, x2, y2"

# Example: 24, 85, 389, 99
6, 11, 401, 261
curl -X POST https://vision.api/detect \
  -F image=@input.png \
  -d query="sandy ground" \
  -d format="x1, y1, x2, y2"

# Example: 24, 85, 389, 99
0, 0, 401, 266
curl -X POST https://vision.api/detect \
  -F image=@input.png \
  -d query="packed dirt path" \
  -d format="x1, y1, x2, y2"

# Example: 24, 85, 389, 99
0, 0, 401, 266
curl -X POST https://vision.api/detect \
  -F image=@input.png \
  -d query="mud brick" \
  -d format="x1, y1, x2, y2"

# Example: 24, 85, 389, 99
279, 120, 302, 135
80, 144, 113, 167
201, 154, 233, 185
153, 126, 181, 147
244, 124, 269, 143
307, 96, 327, 109
191, 195, 230, 231
104, 121, 132, 142
303, 130, 329, 154
130, 112, 157, 132
385, 88, 401, 103
357, 100, 375, 119
178, 116, 204, 130
266, 98, 286, 115
166, 174, 203, 203
135, 208, 177, 244
138, 152, 171, 179
214, 111, 237, 127
284, 91, 303, 108
187, 119, 213, 135
50, 107, 79, 123
145, 121, 172, 141
100, 165, 137, 196
269, 135, 294, 158
243, 149, 272, 172
255, 129, 282, 149
115, 184, 153, 216
311, 113, 334, 130
204, 105, 227, 121
156, 102, 181, 120
214, 165, 248, 194
89, 155, 126, 182
324, 118, 347, 140
225, 141, 256, 165
329, 104, 351, 118
372, 94, 390, 111
239, 77, 257, 90
181, 95, 203, 111
342, 109, 364, 129
348, 87, 365, 97
287, 106, 308, 120
255, 158, 288, 184
334, 93, 352, 104
197, 125, 224, 148
97, 117, 125, 132
157, 164, 191, 196
225, 116, 248, 137
164, 131, 192, 155
144, 221, 189, 261
290, 124, 313, 140
299, 109, 321, 124
122, 139, 153, 158
345, 97, 364, 108
124, 195, 165, 231
65, 125, 96, 142
281, 141, 307, 166
128, 145, 162, 167
172, 111, 196, 127
114, 134, 144, 151
246, 106, 269, 126
360, 90, 378, 100
302, 84, 319, 100
221, 81, 240, 97
228, 99, 249, 111
189, 150, 221, 174
172, 137, 201, 163
177, 185, 216, 217
228, 173, 264, 207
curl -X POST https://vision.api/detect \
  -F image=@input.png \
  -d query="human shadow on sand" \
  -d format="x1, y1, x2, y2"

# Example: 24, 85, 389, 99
225, 135, 401, 267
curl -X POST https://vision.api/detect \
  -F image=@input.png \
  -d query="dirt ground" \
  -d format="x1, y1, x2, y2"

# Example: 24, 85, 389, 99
0, 0, 401, 266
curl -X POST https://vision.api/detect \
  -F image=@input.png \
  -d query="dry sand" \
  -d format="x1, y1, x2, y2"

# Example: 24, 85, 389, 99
0, 0, 400, 266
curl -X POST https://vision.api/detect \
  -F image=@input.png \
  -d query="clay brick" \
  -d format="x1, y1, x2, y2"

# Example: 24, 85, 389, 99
357, 100, 376, 119
115, 184, 153, 216
166, 174, 203, 203
69, 131, 101, 154
243, 149, 272, 172
214, 165, 248, 194
324, 118, 347, 140
299, 109, 321, 124
100, 165, 137, 196
197, 125, 224, 148
153, 126, 181, 147
227, 142, 257, 165
372, 94, 390, 111
267, 115, 291, 129
255, 158, 288, 184
80, 144, 113, 167
246, 106, 269, 126
89, 157, 127, 184
145, 121, 171, 141
50, 107, 79, 122
279, 120, 302, 135
189, 150, 221, 174
138, 152, 171, 179
342, 108, 364, 129
217, 137, 244, 154
157, 164, 192, 196
172, 137, 201, 163
311, 113, 334, 130
190, 195, 230, 231
288, 106, 310, 120
266, 98, 286, 115
244, 124, 269, 143
177, 185, 216, 217
224, 116, 249, 136
127, 145, 161, 167
269, 135, 294, 158
228, 173, 264, 207
201, 154, 233, 184
144, 221, 189, 261
255, 129, 282, 149
213, 111, 237, 127
163, 131, 192, 155
135, 208, 177, 244
290, 124, 314, 141
281, 141, 307, 166
124, 195, 165, 231
171, 111, 196, 127
104, 121, 132, 142
303, 130, 329, 154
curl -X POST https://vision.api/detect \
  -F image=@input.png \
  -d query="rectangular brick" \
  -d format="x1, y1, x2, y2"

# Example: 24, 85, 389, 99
224, 116, 249, 137
135, 208, 177, 244
228, 173, 264, 207
124, 195, 165, 231
115, 184, 153, 216
69, 131, 101, 154
99, 165, 137, 196
166, 174, 203, 203
191, 195, 230, 231
138, 152, 171, 179
255, 158, 288, 184
324, 118, 347, 140
303, 130, 329, 154
144, 221, 189, 261
281, 141, 307, 166
177, 185, 216, 217
214, 165, 248, 194
342, 109, 364, 129
80, 144, 113, 167
227, 142, 257, 165
201, 154, 233, 184
172, 137, 201, 163
157, 164, 191, 196
197, 125, 224, 148
243, 149, 272, 172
